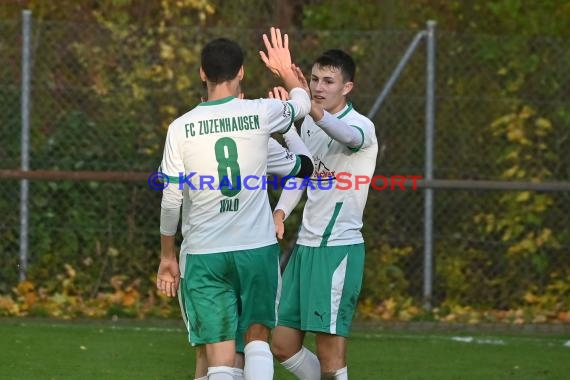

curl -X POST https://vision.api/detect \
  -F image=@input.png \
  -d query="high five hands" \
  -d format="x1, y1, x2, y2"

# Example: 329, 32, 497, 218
268, 65, 310, 99
259, 27, 310, 93
259, 27, 292, 77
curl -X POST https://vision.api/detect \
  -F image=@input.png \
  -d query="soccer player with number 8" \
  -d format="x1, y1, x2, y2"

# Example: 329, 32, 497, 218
156, 27, 311, 380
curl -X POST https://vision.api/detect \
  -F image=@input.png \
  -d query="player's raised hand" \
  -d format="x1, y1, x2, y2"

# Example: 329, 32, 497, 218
259, 27, 292, 77
268, 86, 289, 101
292, 64, 310, 93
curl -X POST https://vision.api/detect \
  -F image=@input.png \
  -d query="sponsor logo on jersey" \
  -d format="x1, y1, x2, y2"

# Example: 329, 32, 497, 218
312, 160, 336, 180
281, 102, 292, 118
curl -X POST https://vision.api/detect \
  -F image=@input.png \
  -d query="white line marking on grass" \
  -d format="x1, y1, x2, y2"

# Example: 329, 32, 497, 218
451, 336, 473, 343
451, 336, 505, 345
17, 322, 185, 333
356, 332, 568, 347
108, 326, 185, 333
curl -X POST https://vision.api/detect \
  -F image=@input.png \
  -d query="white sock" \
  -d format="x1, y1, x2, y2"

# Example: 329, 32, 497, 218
243, 340, 274, 380
280, 346, 320, 380
207, 366, 234, 380
194, 377, 208, 380
232, 367, 244, 380
334, 366, 348, 380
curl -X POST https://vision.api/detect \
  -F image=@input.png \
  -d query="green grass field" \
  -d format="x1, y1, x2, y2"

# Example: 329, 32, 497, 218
0, 318, 568, 380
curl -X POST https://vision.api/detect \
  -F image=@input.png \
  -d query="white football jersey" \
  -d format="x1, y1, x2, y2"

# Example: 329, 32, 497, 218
161, 95, 306, 255
267, 137, 300, 177
298, 102, 378, 246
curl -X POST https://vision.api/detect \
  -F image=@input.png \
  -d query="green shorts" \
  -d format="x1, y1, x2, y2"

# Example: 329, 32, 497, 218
278, 244, 365, 337
178, 288, 247, 353
179, 244, 281, 346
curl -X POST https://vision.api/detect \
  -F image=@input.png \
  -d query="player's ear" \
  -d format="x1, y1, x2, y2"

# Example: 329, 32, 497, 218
199, 67, 207, 82
342, 81, 354, 96
237, 66, 244, 81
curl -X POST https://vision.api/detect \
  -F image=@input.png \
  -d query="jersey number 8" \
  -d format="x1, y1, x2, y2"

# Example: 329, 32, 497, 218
214, 137, 241, 197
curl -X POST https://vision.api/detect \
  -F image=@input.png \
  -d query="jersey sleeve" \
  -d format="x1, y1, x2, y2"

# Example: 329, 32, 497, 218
353, 118, 377, 153
267, 138, 301, 177
315, 111, 363, 149
274, 178, 305, 219
282, 126, 311, 159
317, 111, 377, 153
160, 124, 184, 210
260, 88, 310, 134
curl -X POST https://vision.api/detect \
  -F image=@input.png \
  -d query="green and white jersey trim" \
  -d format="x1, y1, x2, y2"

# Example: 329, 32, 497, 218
267, 137, 301, 177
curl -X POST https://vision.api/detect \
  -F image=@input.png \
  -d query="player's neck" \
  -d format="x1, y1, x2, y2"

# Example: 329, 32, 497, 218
206, 80, 240, 101
326, 99, 348, 115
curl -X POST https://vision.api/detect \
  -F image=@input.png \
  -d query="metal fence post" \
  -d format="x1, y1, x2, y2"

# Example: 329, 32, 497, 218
423, 20, 436, 311
367, 31, 427, 119
20, 10, 32, 282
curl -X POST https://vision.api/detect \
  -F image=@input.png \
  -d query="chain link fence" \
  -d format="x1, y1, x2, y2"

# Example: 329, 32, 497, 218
0, 17, 568, 321
0, 20, 22, 284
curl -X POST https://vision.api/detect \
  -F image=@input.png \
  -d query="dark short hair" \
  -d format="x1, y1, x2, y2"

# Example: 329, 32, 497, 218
201, 38, 244, 83
313, 49, 356, 83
